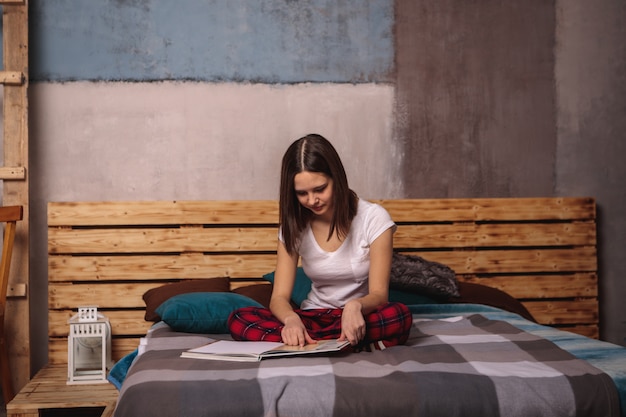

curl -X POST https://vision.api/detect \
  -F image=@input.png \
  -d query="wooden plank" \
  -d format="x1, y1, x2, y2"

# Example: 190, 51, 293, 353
47, 248, 595, 286
48, 200, 279, 226
556, 325, 598, 339
396, 247, 597, 274
48, 226, 279, 254
0, 166, 25, 179
0, 70, 24, 85
378, 197, 595, 222
0, 205, 22, 221
10, 384, 114, 402
6, 365, 118, 416
102, 400, 117, 417
6, 282, 27, 298
49, 222, 596, 254
460, 273, 597, 299
49, 221, 597, 254
48, 253, 277, 281
3, 0, 30, 394
230, 280, 269, 290
47, 248, 596, 285
49, 279, 270, 311
46, 198, 595, 227
49, 282, 175, 309
524, 299, 598, 325
394, 221, 596, 248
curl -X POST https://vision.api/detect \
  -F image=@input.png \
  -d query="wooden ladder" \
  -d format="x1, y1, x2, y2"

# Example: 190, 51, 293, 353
1, 0, 30, 396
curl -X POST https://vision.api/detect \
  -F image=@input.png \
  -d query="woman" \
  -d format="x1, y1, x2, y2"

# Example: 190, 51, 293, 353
228, 134, 411, 350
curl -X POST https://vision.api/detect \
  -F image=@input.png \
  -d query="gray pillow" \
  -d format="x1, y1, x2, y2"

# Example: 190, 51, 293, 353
390, 252, 460, 298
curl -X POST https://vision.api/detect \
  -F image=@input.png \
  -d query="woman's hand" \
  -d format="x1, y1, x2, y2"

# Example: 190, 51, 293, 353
271, 242, 316, 347
339, 300, 366, 345
281, 314, 316, 347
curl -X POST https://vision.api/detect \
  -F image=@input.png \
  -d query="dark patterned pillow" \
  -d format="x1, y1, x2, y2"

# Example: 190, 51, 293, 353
232, 284, 273, 308
390, 252, 460, 298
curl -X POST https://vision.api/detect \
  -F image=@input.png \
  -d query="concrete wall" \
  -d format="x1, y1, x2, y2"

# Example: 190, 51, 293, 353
396, 0, 556, 198
4, 0, 624, 370
29, 82, 399, 202
395, 0, 625, 346
30, 0, 395, 83
396, 0, 626, 344
28, 80, 400, 370
26, 0, 400, 371
554, 0, 626, 347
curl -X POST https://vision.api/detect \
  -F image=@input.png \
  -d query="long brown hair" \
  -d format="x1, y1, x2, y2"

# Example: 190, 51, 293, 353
279, 134, 358, 255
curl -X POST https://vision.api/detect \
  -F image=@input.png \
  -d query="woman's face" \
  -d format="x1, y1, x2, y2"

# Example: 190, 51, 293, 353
293, 171, 334, 219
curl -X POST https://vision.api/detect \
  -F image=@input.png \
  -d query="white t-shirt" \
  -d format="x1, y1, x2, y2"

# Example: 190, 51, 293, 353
281, 199, 396, 309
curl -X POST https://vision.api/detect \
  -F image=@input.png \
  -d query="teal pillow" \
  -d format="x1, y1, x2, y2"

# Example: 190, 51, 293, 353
155, 292, 263, 334
263, 267, 312, 306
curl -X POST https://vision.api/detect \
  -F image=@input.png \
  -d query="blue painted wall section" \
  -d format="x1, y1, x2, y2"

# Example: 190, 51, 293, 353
29, 0, 394, 83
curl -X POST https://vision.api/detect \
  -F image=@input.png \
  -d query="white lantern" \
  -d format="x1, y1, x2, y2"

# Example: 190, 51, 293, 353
67, 306, 112, 384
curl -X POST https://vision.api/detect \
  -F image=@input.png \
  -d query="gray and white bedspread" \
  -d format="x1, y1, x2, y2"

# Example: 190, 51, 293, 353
113, 313, 620, 417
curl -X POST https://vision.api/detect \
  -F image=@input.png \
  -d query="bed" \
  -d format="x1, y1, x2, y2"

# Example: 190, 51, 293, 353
110, 303, 625, 417
44, 198, 626, 416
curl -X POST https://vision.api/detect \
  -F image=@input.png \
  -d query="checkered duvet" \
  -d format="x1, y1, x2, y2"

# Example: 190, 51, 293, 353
113, 312, 620, 417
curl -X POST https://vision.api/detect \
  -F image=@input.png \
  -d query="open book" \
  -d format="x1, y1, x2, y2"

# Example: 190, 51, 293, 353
181, 339, 351, 362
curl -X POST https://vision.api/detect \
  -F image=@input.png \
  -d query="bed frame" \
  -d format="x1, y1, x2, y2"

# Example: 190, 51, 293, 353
46, 197, 598, 365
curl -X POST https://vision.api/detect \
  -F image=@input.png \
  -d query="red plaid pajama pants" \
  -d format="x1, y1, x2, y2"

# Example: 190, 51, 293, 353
228, 302, 412, 348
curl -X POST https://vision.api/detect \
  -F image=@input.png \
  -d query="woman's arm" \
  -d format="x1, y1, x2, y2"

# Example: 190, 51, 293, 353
269, 241, 316, 346
340, 227, 394, 344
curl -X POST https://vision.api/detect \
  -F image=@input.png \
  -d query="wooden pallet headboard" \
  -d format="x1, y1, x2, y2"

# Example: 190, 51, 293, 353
47, 198, 598, 364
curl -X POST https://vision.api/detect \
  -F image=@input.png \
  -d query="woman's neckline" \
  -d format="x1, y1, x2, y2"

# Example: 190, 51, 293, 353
308, 220, 345, 253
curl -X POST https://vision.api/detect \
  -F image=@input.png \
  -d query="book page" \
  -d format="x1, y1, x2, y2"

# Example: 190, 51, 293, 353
187, 340, 285, 356
268, 339, 349, 354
